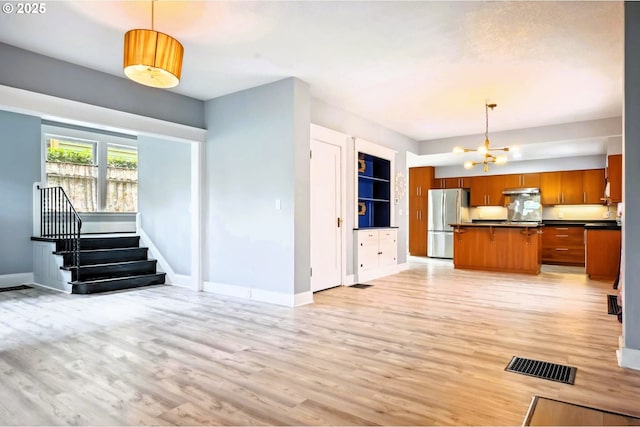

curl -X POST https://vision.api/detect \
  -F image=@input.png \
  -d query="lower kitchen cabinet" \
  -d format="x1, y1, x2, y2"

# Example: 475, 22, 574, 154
354, 228, 398, 282
541, 226, 585, 266
585, 229, 621, 281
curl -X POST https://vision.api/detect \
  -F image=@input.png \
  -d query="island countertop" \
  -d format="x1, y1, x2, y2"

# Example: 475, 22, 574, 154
450, 222, 543, 228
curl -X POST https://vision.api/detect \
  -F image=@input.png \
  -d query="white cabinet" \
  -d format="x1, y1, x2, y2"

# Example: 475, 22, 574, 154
354, 228, 398, 282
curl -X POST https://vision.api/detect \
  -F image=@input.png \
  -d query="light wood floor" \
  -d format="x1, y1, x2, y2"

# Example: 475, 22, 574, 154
1, 259, 639, 425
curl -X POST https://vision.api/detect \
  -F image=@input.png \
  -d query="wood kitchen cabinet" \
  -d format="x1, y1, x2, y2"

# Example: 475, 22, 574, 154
541, 225, 585, 266
585, 228, 621, 280
540, 170, 602, 205
433, 176, 471, 189
504, 173, 541, 189
470, 175, 505, 206
582, 169, 606, 204
408, 166, 434, 256
607, 154, 622, 203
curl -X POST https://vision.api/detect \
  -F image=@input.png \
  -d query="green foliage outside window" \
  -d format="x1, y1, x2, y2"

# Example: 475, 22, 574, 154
107, 156, 137, 169
47, 148, 93, 164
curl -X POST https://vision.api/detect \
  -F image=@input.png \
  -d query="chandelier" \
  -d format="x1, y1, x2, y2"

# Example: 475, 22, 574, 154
453, 102, 509, 172
123, 1, 184, 89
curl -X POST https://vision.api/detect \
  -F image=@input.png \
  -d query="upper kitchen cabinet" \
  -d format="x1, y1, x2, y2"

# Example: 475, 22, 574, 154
409, 166, 434, 256
540, 169, 604, 205
470, 175, 505, 206
504, 172, 541, 189
607, 154, 622, 203
583, 169, 606, 204
433, 176, 471, 189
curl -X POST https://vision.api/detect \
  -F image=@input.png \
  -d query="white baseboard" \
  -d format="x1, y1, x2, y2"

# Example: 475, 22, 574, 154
251, 288, 296, 307
203, 281, 312, 307
31, 281, 70, 294
356, 262, 410, 283
0, 273, 34, 288
343, 274, 356, 286
617, 345, 640, 371
168, 274, 193, 289
294, 291, 314, 306
203, 281, 251, 299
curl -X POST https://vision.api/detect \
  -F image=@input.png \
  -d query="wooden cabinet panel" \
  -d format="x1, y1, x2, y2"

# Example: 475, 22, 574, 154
470, 175, 504, 206
486, 175, 505, 206
561, 170, 583, 204
504, 173, 541, 189
408, 167, 433, 256
541, 226, 585, 266
583, 169, 605, 204
434, 177, 471, 189
453, 226, 541, 274
608, 154, 622, 203
541, 172, 562, 205
470, 176, 488, 206
585, 229, 621, 280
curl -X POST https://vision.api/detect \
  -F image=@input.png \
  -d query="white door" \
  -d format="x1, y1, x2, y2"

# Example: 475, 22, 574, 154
310, 139, 342, 292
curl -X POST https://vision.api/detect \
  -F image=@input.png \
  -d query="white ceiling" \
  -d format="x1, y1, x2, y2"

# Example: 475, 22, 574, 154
0, 1, 624, 162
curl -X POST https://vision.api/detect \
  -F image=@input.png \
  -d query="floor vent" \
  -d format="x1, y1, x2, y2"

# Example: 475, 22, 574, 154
608, 294, 621, 315
0, 285, 33, 293
351, 284, 373, 289
505, 356, 577, 385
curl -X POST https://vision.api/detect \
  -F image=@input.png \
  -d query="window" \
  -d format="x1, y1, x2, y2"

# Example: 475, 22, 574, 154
44, 125, 137, 213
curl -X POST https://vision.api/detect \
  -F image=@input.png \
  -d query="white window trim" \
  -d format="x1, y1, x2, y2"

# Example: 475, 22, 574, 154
42, 124, 138, 213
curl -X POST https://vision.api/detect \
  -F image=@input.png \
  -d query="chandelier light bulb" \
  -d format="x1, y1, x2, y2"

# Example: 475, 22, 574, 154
464, 160, 475, 170
453, 146, 465, 155
478, 145, 488, 155
496, 155, 507, 165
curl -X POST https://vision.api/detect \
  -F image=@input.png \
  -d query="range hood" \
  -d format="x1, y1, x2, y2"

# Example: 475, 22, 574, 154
503, 187, 540, 195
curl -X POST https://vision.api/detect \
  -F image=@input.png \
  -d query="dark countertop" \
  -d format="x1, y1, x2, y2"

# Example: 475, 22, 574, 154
543, 220, 621, 230
584, 222, 622, 230
451, 222, 542, 228
353, 226, 399, 230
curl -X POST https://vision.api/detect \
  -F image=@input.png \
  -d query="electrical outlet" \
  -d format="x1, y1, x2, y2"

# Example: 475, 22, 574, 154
558, 212, 564, 219
603, 211, 611, 219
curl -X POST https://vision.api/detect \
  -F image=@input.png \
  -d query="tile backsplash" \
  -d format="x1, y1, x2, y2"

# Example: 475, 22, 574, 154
471, 204, 616, 221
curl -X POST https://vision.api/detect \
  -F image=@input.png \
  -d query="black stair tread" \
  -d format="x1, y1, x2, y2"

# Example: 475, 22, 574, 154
71, 273, 165, 285
61, 259, 157, 271
54, 247, 145, 255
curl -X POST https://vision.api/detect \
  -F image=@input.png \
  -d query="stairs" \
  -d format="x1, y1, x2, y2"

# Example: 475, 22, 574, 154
55, 235, 165, 294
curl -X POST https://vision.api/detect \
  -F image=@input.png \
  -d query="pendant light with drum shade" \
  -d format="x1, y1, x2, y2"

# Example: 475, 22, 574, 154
453, 102, 510, 172
123, 0, 184, 89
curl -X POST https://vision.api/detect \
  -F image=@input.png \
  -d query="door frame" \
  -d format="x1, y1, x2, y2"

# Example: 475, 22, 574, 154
310, 123, 348, 287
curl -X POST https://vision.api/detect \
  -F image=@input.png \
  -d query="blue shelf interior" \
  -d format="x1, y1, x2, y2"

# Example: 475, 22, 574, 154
358, 153, 391, 228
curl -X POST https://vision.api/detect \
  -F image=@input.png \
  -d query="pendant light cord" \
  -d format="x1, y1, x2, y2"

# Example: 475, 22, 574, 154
151, 0, 155, 31
485, 103, 489, 141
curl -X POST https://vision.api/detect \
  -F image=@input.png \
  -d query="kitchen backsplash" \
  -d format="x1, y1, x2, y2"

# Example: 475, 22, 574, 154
471, 204, 616, 221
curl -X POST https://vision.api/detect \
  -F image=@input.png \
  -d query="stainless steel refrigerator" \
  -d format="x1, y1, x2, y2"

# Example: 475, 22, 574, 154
427, 189, 470, 259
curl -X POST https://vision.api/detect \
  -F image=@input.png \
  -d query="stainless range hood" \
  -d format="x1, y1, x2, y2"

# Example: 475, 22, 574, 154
503, 187, 540, 195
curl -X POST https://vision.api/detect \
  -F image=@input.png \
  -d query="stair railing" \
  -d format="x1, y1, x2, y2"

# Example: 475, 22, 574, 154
37, 185, 82, 280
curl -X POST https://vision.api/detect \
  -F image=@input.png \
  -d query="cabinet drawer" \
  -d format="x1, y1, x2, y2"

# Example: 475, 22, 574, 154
542, 247, 585, 265
542, 227, 584, 246
357, 230, 379, 246
379, 229, 397, 241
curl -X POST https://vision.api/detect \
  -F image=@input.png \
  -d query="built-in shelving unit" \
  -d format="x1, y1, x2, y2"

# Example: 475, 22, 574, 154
357, 153, 391, 228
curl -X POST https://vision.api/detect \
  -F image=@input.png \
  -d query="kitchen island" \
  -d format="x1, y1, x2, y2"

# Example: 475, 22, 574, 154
451, 223, 543, 275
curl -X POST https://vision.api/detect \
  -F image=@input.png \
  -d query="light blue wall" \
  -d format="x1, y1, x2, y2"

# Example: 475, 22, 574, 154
311, 99, 419, 271
0, 43, 205, 129
0, 111, 41, 275
204, 78, 311, 295
138, 136, 191, 276
623, 2, 640, 351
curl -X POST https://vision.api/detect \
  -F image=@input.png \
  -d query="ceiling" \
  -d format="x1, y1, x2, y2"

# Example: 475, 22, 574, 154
0, 1, 624, 163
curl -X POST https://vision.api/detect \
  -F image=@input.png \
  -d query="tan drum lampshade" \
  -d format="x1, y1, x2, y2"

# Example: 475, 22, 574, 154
123, 29, 184, 89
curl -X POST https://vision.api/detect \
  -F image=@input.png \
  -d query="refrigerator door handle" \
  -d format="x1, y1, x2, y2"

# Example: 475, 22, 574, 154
442, 192, 445, 231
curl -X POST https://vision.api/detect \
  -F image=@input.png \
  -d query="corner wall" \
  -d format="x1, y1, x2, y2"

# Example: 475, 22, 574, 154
620, 1, 640, 369
0, 110, 41, 277
138, 136, 192, 278
204, 78, 311, 303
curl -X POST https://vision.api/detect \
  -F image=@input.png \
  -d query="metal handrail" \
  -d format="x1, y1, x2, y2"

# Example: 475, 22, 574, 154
37, 185, 82, 280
